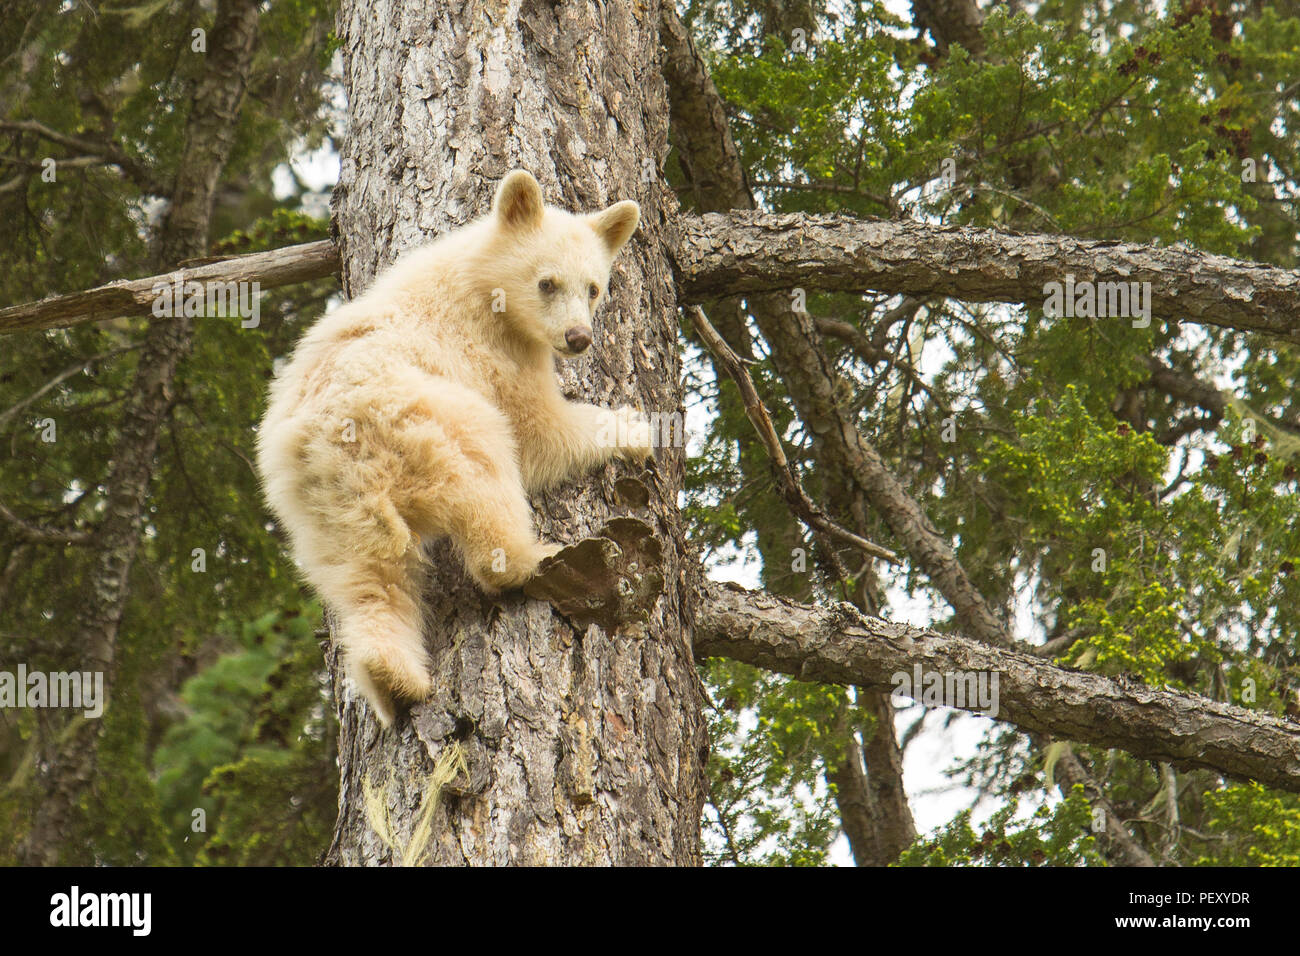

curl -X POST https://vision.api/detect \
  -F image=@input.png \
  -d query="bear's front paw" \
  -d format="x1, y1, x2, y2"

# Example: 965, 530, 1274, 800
535, 542, 564, 565
473, 541, 564, 593
613, 406, 655, 462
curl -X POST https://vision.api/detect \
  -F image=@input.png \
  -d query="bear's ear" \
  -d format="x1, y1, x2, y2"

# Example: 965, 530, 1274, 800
588, 200, 640, 255
493, 170, 545, 232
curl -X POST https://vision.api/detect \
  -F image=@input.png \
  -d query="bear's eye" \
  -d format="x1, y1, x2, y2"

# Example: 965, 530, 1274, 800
588, 283, 600, 300
538, 278, 557, 295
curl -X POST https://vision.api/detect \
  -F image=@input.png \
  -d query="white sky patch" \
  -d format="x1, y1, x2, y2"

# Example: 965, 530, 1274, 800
271, 50, 346, 215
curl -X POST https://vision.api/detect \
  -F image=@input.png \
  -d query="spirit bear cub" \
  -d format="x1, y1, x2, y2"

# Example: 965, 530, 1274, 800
257, 170, 654, 726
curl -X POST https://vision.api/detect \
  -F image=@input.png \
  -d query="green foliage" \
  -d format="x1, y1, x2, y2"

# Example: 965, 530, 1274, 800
152, 601, 333, 865
211, 208, 330, 256
896, 786, 1104, 866
149, 601, 335, 867
682, 0, 1300, 865
0, 0, 338, 864
703, 660, 851, 865
1195, 784, 1300, 866
906, 7, 1265, 251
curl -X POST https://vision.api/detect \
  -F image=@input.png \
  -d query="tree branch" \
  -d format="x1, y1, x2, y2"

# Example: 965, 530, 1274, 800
659, 5, 755, 213
0, 498, 90, 545
0, 119, 165, 195
673, 212, 1300, 345
688, 304, 899, 564
12, 210, 1297, 352
696, 580, 1300, 795
0, 240, 339, 336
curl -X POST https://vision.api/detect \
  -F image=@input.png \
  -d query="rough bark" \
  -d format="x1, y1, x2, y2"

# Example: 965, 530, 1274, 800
696, 581, 1300, 795
324, 0, 705, 867
18, 0, 262, 865
659, 6, 754, 213
673, 212, 1300, 345
0, 240, 339, 336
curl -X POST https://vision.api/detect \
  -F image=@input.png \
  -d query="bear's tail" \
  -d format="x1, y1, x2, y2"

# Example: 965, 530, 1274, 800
327, 554, 433, 728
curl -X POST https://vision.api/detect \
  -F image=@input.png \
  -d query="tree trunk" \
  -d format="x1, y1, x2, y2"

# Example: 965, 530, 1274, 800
325, 0, 707, 866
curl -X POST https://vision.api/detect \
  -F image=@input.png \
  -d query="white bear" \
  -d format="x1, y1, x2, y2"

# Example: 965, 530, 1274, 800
256, 170, 654, 726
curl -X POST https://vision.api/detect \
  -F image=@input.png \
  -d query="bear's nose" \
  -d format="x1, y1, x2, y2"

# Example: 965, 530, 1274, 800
565, 327, 592, 353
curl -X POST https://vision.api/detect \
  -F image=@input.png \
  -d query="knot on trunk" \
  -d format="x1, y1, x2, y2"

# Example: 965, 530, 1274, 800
524, 516, 663, 631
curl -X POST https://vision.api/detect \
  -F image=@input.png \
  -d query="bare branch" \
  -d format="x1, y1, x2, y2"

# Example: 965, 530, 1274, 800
689, 305, 899, 564
0, 345, 139, 433
673, 212, 1300, 345
1053, 745, 1156, 866
0, 498, 90, 545
0, 119, 164, 194
815, 316, 949, 412
0, 240, 339, 336
696, 580, 1300, 795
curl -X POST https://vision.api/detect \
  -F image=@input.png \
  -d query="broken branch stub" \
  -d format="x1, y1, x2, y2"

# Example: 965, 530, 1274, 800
524, 517, 665, 631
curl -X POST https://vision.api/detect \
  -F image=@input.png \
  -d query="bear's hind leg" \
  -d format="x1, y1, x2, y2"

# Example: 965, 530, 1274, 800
324, 553, 433, 727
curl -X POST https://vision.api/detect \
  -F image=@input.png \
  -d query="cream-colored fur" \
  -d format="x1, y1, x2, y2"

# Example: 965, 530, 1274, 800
256, 170, 653, 726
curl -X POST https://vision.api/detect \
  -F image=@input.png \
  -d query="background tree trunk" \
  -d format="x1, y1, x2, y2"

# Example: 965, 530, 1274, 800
17, 0, 262, 865
325, 0, 707, 866
661, 4, 916, 863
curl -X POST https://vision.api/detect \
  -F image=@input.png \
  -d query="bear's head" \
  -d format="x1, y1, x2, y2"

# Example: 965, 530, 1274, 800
483, 169, 640, 358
